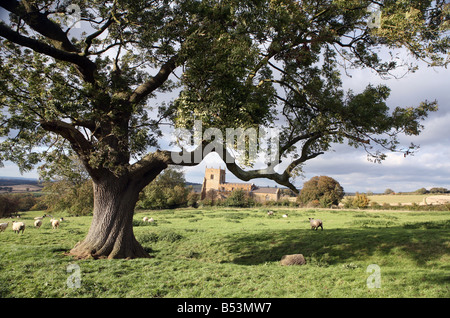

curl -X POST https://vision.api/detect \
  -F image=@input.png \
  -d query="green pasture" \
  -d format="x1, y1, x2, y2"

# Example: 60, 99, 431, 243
0, 208, 449, 298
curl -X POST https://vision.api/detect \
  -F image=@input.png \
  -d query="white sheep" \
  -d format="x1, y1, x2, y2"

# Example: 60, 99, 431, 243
282, 214, 288, 218
148, 217, 154, 223
143, 216, 149, 222
34, 214, 47, 220
50, 218, 60, 229
12, 221, 25, 234
34, 219, 42, 228
309, 218, 323, 231
0, 222, 8, 232
267, 211, 274, 216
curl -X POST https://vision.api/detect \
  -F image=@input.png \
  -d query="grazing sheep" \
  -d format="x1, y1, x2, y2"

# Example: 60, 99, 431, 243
34, 219, 42, 228
282, 214, 288, 218
143, 216, 149, 222
309, 218, 323, 231
59, 217, 64, 222
34, 214, 47, 220
0, 222, 8, 232
148, 217, 154, 223
50, 218, 60, 229
12, 221, 25, 234
267, 211, 274, 216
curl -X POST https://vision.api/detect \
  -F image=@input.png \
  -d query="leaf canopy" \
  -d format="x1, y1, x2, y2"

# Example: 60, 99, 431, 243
0, 0, 448, 191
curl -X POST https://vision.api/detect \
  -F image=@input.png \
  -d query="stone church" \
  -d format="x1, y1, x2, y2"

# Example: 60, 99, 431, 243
200, 167, 281, 202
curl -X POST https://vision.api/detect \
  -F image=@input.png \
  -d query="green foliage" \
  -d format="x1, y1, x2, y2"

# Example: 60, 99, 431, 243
342, 197, 353, 209
415, 188, 429, 194
352, 192, 371, 209
298, 176, 344, 207
201, 189, 219, 206
0, 193, 19, 217
224, 189, 252, 208
40, 180, 94, 216
15, 193, 40, 212
137, 168, 189, 209
186, 191, 200, 208
429, 187, 449, 194
0, 193, 44, 217
343, 193, 371, 209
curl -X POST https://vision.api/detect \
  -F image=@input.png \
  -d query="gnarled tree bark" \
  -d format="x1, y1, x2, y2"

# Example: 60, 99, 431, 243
69, 154, 169, 259
69, 175, 149, 259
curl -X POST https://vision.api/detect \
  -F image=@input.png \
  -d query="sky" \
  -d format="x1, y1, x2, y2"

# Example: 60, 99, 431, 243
1, 7, 449, 194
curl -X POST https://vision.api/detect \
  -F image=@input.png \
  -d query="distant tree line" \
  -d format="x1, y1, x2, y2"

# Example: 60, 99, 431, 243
0, 193, 44, 217
414, 187, 449, 194
382, 187, 449, 195
2, 170, 448, 217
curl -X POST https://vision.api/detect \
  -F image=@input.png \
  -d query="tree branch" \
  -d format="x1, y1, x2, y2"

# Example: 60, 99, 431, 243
1, 0, 77, 52
129, 55, 178, 104
0, 23, 96, 82
82, 16, 115, 56
0, 0, 97, 83
280, 132, 320, 155
132, 140, 301, 193
39, 120, 94, 165
39, 119, 91, 149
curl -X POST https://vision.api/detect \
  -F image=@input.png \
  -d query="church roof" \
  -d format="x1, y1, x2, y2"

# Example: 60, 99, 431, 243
252, 187, 279, 194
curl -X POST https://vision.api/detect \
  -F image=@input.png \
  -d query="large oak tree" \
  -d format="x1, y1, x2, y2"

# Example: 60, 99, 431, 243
0, 0, 448, 259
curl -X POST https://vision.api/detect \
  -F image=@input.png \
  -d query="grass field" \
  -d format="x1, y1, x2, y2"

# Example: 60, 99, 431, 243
367, 194, 430, 205
0, 207, 449, 298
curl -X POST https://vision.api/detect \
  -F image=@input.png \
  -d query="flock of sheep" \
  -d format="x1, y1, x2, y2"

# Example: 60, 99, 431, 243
1, 213, 156, 234
267, 210, 323, 231
1, 211, 323, 234
0, 214, 63, 234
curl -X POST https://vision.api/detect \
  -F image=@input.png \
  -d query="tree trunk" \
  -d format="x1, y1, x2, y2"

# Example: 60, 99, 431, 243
69, 175, 150, 259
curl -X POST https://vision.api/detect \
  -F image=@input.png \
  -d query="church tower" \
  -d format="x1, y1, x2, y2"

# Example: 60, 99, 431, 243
200, 166, 225, 199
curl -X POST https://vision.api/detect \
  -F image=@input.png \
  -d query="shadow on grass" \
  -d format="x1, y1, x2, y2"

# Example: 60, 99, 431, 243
221, 221, 449, 268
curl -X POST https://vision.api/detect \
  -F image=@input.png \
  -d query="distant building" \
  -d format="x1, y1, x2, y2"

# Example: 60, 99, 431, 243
200, 167, 281, 202
252, 187, 281, 202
